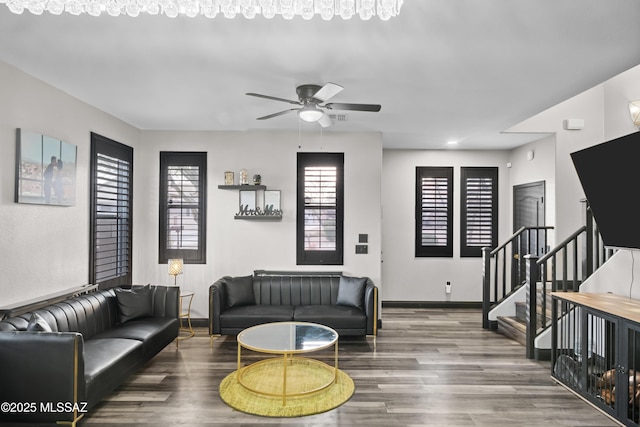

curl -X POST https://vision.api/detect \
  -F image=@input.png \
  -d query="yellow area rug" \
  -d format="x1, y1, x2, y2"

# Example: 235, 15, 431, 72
219, 357, 355, 417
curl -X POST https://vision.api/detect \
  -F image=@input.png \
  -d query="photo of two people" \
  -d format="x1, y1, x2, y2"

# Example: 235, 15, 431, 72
15, 129, 77, 206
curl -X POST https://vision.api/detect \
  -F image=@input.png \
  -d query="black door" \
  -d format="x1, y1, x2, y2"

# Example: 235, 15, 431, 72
512, 181, 546, 287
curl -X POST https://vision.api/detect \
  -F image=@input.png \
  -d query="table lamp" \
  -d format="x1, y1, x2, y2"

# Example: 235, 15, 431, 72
168, 258, 183, 286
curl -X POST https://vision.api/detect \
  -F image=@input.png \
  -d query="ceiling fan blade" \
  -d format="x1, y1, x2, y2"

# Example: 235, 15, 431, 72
312, 82, 344, 103
246, 93, 301, 105
324, 102, 381, 112
256, 109, 298, 120
318, 113, 333, 128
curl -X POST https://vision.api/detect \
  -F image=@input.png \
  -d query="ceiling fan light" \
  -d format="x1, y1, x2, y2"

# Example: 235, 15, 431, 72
298, 105, 324, 122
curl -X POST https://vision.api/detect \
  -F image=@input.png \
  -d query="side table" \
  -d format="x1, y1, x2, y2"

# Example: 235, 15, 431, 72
178, 290, 195, 345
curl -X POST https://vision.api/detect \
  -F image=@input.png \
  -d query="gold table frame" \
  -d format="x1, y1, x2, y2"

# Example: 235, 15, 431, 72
236, 322, 338, 405
177, 291, 195, 348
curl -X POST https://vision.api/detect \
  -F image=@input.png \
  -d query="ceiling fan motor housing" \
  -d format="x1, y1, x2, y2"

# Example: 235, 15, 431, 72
296, 84, 323, 103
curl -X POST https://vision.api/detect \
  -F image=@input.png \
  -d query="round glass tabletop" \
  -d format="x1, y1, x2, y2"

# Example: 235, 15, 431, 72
237, 322, 338, 354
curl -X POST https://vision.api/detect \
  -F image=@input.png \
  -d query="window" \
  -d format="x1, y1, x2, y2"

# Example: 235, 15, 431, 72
90, 133, 133, 289
297, 152, 344, 265
415, 167, 453, 257
159, 152, 207, 264
461, 167, 498, 257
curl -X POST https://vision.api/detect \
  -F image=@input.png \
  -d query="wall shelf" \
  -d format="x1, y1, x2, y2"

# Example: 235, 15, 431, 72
218, 185, 266, 190
219, 184, 282, 220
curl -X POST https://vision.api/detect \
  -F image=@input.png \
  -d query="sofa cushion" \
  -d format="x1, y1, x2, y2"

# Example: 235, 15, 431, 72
220, 305, 293, 330
26, 313, 55, 332
83, 337, 144, 407
92, 317, 179, 358
115, 285, 153, 323
336, 276, 366, 310
224, 276, 255, 308
294, 305, 366, 330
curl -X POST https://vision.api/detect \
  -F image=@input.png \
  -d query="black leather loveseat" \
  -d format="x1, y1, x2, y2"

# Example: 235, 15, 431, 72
0, 285, 179, 426
209, 271, 378, 338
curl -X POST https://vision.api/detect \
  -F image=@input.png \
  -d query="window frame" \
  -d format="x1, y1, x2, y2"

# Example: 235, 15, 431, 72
159, 151, 207, 264
460, 167, 499, 257
89, 132, 133, 289
415, 166, 454, 257
296, 152, 344, 265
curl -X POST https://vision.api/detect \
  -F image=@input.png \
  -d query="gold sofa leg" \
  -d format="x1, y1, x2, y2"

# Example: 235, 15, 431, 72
56, 413, 85, 427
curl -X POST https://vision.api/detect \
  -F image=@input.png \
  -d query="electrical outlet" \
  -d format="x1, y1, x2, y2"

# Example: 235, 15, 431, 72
445, 281, 452, 294
355, 245, 368, 254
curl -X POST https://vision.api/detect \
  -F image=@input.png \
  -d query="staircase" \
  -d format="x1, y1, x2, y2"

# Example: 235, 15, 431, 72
483, 201, 613, 359
481, 226, 553, 330
497, 289, 553, 346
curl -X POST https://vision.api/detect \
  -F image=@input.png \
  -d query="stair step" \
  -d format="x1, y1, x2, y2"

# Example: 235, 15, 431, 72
497, 315, 526, 346
514, 301, 553, 323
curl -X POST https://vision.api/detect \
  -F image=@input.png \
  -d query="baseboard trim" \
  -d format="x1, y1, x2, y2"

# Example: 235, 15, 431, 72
382, 301, 483, 309
191, 317, 383, 332
535, 348, 551, 361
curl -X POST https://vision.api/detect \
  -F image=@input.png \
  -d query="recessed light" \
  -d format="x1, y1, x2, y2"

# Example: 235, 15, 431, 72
447, 140, 458, 145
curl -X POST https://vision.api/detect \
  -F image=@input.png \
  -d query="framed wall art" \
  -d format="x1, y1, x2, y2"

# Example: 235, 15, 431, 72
264, 190, 281, 211
239, 190, 256, 211
15, 129, 77, 206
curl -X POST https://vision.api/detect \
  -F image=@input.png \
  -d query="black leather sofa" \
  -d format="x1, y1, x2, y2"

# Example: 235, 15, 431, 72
209, 271, 378, 337
0, 285, 179, 426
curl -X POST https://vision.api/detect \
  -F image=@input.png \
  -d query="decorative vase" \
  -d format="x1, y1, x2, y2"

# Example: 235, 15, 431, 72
224, 171, 234, 185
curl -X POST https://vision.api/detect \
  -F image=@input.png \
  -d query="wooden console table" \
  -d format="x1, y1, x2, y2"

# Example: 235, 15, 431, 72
0, 284, 99, 320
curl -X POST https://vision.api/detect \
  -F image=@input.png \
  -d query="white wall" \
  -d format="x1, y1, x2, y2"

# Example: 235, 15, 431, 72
381, 149, 510, 302
506, 85, 606, 241
4, 57, 640, 310
0, 61, 382, 318
507, 134, 556, 242
507, 63, 640, 297
380, 63, 640, 303
0, 61, 140, 305
134, 130, 383, 318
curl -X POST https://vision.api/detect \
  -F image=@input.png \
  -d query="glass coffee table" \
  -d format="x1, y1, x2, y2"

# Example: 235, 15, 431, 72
236, 322, 339, 405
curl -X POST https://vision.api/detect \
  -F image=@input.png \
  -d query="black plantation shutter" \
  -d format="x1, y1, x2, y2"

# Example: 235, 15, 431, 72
90, 133, 133, 289
159, 152, 207, 264
166, 165, 201, 251
297, 152, 344, 265
415, 167, 453, 257
461, 167, 498, 257
303, 165, 338, 251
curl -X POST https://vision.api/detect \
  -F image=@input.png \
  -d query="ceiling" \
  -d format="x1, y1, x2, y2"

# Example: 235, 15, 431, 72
1, 1, 640, 150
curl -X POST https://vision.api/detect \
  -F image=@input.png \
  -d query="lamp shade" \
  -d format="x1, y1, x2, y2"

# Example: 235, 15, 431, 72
168, 258, 184, 276
630, 101, 640, 127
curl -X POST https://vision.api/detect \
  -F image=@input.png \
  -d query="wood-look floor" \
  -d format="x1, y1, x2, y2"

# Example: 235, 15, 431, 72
78, 308, 617, 426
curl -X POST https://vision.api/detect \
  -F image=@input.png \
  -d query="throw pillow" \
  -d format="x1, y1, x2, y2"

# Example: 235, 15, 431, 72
336, 275, 367, 310
26, 312, 54, 332
115, 285, 153, 323
224, 276, 255, 308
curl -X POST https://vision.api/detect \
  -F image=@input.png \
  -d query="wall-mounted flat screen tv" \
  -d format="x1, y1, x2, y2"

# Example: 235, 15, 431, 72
571, 131, 640, 250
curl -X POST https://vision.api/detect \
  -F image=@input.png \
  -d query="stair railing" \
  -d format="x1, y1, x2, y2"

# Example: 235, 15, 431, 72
523, 203, 614, 359
482, 226, 554, 330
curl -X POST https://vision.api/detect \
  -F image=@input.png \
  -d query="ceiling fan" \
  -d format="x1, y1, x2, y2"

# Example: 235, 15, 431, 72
246, 82, 381, 128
